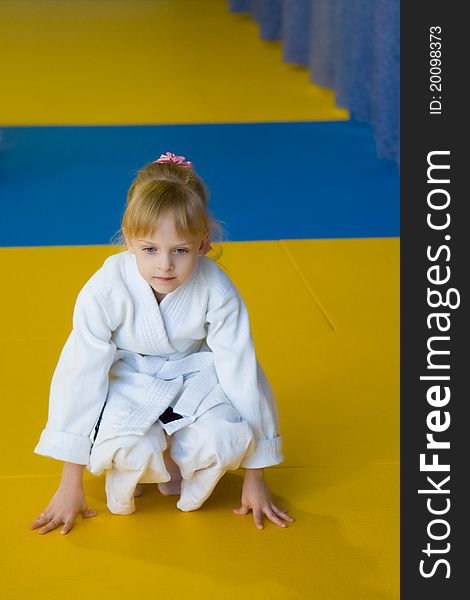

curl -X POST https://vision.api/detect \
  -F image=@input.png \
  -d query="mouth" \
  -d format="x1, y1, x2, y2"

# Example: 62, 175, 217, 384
154, 276, 176, 282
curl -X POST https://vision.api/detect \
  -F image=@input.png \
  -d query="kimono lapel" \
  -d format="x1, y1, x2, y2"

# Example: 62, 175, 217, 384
125, 252, 200, 355
159, 258, 200, 335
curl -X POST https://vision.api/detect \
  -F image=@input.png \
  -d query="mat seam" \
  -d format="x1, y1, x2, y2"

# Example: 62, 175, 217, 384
278, 240, 336, 331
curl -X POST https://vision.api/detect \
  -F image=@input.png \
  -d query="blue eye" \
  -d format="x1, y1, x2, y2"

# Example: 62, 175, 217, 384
142, 247, 188, 254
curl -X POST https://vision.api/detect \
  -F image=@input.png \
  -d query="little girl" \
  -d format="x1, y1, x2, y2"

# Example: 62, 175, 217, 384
30, 152, 294, 534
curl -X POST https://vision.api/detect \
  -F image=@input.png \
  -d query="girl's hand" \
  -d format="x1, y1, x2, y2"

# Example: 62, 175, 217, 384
233, 469, 295, 530
30, 484, 97, 535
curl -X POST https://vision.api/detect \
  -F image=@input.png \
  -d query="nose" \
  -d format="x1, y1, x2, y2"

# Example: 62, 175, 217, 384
158, 253, 174, 272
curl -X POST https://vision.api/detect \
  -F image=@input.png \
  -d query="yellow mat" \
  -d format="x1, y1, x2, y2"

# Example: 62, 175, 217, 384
0, 1, 397, 597
0, 0, 347, 125
0, 239, 399, 599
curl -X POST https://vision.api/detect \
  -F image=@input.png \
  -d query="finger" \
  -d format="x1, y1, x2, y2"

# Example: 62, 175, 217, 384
34, 512, 49, 521
39, 519, 61, 535
270, 503, 291, 514
271, 505, 295, 522
253, 508, 264, 530
233, 505, 249, 515
30, 513, 50, 530
61, 520, 74, 535
265, 509, 287, 528
81, 509, 98, 518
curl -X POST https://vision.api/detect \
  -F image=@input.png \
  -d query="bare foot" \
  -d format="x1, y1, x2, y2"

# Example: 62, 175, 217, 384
134, 483, 144, 497
158, 449, 182, 496
158, 472, 182, 496
158, 471, 182, 496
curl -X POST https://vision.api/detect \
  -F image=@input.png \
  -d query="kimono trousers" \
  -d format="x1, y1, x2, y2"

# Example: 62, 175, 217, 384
34, 251, 284, 515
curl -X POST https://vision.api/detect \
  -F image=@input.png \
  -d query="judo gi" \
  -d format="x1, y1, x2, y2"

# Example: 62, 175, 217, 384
34, 251, 283, 514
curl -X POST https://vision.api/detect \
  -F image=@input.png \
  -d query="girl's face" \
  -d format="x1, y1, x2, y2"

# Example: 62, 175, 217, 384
126, 214, 208, 298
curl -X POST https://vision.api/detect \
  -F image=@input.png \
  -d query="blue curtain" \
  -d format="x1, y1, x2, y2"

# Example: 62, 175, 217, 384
228, 0, 400, 165
230, 0, 282, 39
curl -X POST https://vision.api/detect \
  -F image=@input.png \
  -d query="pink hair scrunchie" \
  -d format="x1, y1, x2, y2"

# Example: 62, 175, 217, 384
153, 152, 193, 168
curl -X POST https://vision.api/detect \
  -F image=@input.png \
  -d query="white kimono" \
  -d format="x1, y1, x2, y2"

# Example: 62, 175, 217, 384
34, 250, 283, 510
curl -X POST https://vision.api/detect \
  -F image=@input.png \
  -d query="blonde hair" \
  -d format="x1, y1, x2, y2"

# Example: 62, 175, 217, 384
111, 160, 225, 260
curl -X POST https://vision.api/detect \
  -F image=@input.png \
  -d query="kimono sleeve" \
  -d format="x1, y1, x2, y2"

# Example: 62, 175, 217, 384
205, 286, 283, 469
34, 288, 117, 465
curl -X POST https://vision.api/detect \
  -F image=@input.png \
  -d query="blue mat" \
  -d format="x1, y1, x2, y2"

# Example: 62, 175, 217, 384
0, 121, 399, 247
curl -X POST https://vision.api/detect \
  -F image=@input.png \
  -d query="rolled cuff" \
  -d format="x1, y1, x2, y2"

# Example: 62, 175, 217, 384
34, 429, 92, 465
240, 435, 283, 469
